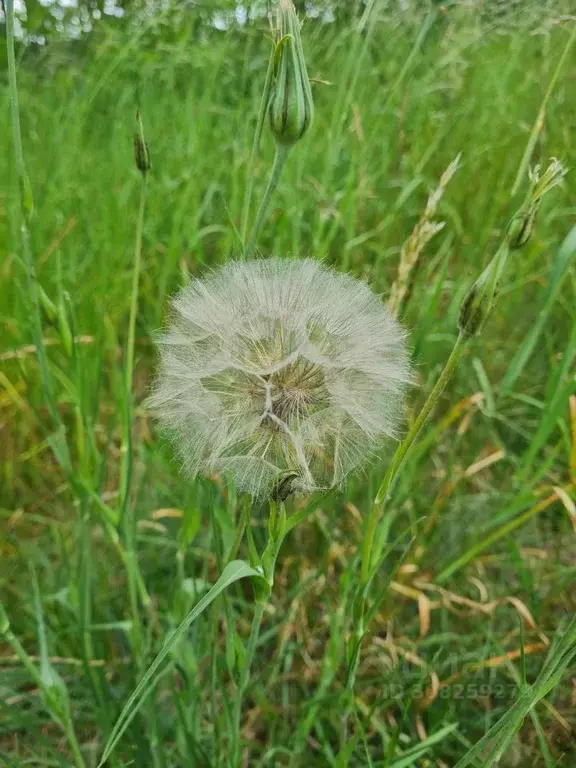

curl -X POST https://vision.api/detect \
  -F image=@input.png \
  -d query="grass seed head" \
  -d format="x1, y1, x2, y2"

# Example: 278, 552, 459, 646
148, 258, 410, 500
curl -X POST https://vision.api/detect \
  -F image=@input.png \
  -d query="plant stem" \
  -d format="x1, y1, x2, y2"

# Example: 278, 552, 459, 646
126, 174, 148, 406
231, 602, 265, 766
6, 0, 59, 426
65, 721, 87, 768
340, 334, 467, 756
230, 501, 286, 765
511, 22, 576, 196
245, 144, 290, 257
361, 333, 467, 582
120, 165, 149, 660
240, 46, 275, 247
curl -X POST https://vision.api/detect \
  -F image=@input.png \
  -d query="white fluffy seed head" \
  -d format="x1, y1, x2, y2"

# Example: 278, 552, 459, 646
147, 258, 411, 499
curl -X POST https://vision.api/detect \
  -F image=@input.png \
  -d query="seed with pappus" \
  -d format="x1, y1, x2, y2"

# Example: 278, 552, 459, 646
148, 259, 411, 500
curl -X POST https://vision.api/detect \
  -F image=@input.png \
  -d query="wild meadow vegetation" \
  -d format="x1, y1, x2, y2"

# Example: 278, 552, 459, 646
2, 0, 576, 765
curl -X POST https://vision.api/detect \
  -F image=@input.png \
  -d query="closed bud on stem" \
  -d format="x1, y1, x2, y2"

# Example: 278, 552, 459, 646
459, 243, 509, 338
507, 158, 567, 250
268, 0, 314, 147
461, 157, 566, 337
134, 110, 150, 174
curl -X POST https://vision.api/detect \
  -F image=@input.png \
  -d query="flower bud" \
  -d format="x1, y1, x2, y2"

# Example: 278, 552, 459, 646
460, 158, 566, 337
134, 110, 150, 174
506, 158, 566, 250
0, 601, 10, 634
268, 0, 314, 147
458, 243, 509, 338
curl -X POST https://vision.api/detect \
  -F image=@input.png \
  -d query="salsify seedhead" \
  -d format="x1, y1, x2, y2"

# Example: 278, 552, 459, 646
148, 258, 411, 499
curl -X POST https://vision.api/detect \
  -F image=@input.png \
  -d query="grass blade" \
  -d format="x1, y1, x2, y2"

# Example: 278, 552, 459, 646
97, 560, 265, 766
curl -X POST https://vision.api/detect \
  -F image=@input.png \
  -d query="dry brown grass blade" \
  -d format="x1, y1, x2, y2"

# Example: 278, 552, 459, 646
423, 447, 504, 535
150, 508, 184, 520
0, 335, 95, 361
412, 580, 549, 645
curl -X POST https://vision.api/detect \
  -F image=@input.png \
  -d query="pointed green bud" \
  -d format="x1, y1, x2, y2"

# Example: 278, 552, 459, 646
458, 243, 509, 338
134, 110, 151, 174
268, 0, 314, 147
460, 157, 566, 337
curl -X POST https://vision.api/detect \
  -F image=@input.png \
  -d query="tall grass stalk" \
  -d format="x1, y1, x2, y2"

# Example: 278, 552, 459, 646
119, 112, 151, 661
5, 0, 59, 427
340, 333, 467, 749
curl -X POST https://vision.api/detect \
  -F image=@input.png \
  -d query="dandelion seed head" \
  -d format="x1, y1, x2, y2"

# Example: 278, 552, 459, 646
148, 258, 411, 499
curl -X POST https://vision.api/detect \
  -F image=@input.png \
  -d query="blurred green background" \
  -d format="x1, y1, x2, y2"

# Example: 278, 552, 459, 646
1, 1, 576, 765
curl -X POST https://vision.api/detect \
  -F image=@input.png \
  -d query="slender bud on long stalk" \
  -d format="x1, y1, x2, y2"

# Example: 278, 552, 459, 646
134, 110, 151, 174
460, 158, 566, 337
268, 0, 314, 147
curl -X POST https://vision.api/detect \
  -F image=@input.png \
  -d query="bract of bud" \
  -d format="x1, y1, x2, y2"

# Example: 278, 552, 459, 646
506, 210, 536, 250
458, 243, 509, 338
268, 0, 314, 147
506, 158, 567, 251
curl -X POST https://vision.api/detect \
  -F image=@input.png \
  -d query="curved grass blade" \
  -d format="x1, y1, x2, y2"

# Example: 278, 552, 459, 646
97, 560, 265, 767
454, 614, 576, 768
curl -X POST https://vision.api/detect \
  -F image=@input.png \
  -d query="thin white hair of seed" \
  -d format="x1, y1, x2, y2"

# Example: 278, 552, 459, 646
147, 257, 412, 500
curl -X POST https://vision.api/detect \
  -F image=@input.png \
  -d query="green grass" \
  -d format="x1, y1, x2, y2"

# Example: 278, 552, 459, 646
2, 1, 576, 765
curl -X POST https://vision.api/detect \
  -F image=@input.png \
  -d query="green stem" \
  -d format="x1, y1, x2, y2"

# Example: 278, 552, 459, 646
240, 47, 275, 247
360, 333, 467, 582
1, 611, 86, 768
126, 173, 148, 404
245, 144, 290, 257
340, 335, 467, 758
65, 721, 87, 768
6, 0, 59, 426
231, 602, 265, 766
230, 502, 286, 765
120, 168, 149, 660
511, 22, 576, 196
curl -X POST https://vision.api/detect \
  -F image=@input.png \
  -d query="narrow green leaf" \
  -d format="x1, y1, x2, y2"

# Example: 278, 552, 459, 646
500, 224, 576, 393
97, 560, 265, 767
389, 723, 459, 767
